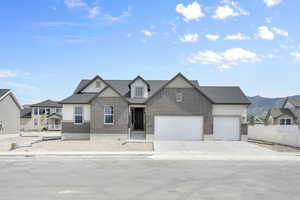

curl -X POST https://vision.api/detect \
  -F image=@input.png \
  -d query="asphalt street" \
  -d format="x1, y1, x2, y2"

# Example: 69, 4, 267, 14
1, 157, 300, 200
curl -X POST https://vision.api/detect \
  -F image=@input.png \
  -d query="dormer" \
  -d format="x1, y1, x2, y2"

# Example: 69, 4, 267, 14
80, 75, 107, 93
128, 76, 150, 98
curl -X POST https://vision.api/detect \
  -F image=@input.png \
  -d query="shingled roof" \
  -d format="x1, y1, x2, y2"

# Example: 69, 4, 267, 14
60, 74, 250, 105
0, 89, 10, 99
268, 108, 295, 119
31, 99, 62, 108
284, 97, 300, 108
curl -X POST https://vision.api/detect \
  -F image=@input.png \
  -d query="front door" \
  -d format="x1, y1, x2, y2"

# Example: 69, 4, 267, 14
134, 108, 144, 130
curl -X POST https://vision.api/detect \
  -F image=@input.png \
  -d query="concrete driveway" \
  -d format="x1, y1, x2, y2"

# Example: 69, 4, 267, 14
154, 141, 276, 154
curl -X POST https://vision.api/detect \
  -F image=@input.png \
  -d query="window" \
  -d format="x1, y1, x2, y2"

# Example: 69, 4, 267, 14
34, 108, 38, 115
46, 108, 50, 115
34, 119, 38, 126
74, 107, 83, 124
104, 106, 114, 125
56, 108, 62, 114
135, 87, 144, 97
0, 121, 3, 132
39, 108, 45, 115
176, 93, 183, 103
96, 80, 101, 88
280, 118, 292, 125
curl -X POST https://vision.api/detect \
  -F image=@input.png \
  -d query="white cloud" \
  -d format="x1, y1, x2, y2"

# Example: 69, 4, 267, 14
272, 27, 288, 37
291, 52, 300, 59
205, 34, 220, 41
104, 9, 131, 22
264, 0, 282, 7
189, 51, 223, 64
88, 6, 100, 18
142, 30, 153, 37
176, 1, 204, 22
213, 1, 249, 20
0, 70, 17, 78
257, 26, 274, 40
225, 33, 250, 40
180, 33, 198, 42
188, 48, 259, 70
64, 0, 86, 8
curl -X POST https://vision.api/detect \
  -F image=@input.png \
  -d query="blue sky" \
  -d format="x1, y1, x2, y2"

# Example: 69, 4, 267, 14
0, 0, 299, 104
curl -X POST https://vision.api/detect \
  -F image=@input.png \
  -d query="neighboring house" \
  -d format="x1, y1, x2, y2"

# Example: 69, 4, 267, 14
60, 73, 250, 141
255, 117, 265, 125
20, 99, 62, 131
0, 89, 22, 134
265, 97, 300, 125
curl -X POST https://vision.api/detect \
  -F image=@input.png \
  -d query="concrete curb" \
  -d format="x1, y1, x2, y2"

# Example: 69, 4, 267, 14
0, 151, 154, 157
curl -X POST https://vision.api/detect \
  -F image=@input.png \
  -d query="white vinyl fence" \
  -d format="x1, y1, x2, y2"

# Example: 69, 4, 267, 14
248, 125, 300, 148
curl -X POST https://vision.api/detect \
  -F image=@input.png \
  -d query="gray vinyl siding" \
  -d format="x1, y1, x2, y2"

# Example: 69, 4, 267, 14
90, 97, 128, 134
62, 122, 90, 133
145, 88, 213, 135
0, 94, 20, 134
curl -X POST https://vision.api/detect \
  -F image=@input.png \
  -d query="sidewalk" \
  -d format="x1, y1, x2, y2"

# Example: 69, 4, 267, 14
0, 151, 300, 161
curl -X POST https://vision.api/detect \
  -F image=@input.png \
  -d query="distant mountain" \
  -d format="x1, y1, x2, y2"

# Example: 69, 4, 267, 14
247, 95, 287, 119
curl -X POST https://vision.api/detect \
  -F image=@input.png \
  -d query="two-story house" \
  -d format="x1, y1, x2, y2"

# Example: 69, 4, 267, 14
265, 97, 300, 125
60, 73, 250, 141
20, 99, 62, 131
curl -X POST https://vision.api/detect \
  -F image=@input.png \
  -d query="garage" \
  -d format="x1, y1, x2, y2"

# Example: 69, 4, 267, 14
154, 116, 203, 141
213, 116, 240, 141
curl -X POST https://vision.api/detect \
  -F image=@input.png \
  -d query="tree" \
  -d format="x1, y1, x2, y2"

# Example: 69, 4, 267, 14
249, 116, 256, 126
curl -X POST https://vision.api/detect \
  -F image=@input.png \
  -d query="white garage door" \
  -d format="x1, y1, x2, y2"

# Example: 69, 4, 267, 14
213, 116, 240, 141
154, 116, 203, 141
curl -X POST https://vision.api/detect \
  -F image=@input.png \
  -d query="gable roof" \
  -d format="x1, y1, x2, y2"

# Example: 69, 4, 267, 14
61, 73, 250, 105
74, 75, 107, 94
0, 89, 10, 98
0, 89, 23, 110
267, 108, 296, 119
144, 73, 214, 104
31, 99, 62, 108
283, 97, 300, 108
128, 76, 150, 90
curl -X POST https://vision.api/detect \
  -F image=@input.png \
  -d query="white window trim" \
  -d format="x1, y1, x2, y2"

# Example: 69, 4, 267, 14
279, 118, 292, 125
74, 106, 84, 125
134, 87, 144, 98
104, 105, 114, 125
176, 92, 183, 103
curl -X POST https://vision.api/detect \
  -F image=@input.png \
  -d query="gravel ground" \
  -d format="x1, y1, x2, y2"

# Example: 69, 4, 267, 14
12, 140, 153, 152
0, 132, 153, 152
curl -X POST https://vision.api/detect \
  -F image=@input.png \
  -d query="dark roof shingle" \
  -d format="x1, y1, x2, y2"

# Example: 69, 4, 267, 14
198, 86, 251, 104
31, 99, 62, 108
62, 77, 250, 105
287, 97, 300, 107
0, 89, 10, 98
269, 108, 295, 119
